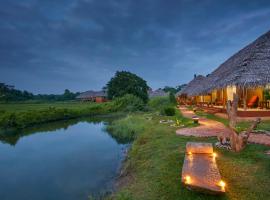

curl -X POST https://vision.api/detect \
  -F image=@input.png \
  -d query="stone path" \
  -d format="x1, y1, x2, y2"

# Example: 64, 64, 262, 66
176, 106, 270, 146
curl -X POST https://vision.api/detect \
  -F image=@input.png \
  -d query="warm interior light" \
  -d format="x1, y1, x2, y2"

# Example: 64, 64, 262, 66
218, 180, 226, 190
185, 175, 191, 184
188, 151, 192, 155
213, 152, 217, 158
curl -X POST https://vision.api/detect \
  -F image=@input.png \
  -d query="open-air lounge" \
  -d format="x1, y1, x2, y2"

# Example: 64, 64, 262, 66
177, 30, 270, 118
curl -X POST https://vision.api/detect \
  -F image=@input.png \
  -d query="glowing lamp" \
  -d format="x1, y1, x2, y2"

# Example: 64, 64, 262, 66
213, 152, 217, 158
218, 180, 226, 191
188, 151, 192, 155
185, 175, 191, 184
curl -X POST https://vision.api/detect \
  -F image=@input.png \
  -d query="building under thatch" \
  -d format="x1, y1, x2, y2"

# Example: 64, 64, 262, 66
206, 30, 270, 91
181, 30, 270, 112
76, 90, 107, 102
176, 75, 211, 105
148, 89, 169, 98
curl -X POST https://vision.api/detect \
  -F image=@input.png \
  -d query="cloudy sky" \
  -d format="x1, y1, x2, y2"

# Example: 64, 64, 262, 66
1, 0, 270, 94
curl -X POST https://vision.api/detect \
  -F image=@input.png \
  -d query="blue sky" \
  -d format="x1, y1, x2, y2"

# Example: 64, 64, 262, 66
1, 0, 270, 94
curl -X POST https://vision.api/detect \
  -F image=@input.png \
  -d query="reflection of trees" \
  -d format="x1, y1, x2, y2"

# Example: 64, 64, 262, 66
0, 115, 122, 146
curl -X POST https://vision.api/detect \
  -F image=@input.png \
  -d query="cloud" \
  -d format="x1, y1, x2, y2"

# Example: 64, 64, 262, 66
1, 0, 270, 93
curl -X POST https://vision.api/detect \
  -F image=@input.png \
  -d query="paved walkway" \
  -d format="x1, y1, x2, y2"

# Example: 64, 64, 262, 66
176, 106, 270, 146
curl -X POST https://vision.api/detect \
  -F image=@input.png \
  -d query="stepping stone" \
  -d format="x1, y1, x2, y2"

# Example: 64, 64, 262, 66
181, 142, 226, 195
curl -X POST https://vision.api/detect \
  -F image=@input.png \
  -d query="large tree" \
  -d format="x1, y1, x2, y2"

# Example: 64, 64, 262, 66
106, 71, 149, 102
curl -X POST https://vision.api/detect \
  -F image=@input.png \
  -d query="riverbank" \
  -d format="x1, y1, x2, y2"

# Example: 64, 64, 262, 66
0, 95, 145, 130
109, 111, 270, 200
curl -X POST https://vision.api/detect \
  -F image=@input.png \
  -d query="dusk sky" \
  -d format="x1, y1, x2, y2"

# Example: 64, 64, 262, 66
1, 0, 270, 94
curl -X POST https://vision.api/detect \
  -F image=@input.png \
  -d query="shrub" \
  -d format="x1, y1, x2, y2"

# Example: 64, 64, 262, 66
169, 92, 177, 105
161, 106, 175, 116
148, 96, 171, 110
112, 94, 145, 112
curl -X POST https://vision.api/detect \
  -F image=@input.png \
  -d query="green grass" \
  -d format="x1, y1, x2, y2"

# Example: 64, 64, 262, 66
110, 112, 270, 200
0, 101, 95, 113
0, 95, 148, 130
195, 110, 270, 132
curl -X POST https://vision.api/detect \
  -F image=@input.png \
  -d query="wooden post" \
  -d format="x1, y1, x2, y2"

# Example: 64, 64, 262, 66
243, 87, 247, 111
226, 93, 261, 152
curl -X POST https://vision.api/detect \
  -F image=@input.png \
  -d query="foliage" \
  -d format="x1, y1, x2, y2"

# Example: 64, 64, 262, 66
110, 94, 145, 112
148, 96, 171, 110
0, 83, 79, 102
106, 115, 146, 144
106, 71, 149, 103
0, 83, 34, 101
0, 96, 145, 130
263, 89, 270, 100
161, 106, 175, 116
163, 84, 187, 94
169, 92, 177, 105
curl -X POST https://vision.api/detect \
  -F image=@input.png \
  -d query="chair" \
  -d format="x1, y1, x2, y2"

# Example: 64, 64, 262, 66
247, 96, 259, 108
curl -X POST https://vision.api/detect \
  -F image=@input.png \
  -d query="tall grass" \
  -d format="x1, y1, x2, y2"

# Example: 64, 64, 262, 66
106, 115, 147, 144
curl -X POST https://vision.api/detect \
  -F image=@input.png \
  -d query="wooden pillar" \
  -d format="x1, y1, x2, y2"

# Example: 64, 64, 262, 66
243, 87, 247, 111
222, 88, 226, 109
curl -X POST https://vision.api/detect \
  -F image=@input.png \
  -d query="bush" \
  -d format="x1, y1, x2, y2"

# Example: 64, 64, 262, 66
161, 106, 175, 116
148, 96, 171, 110
112, 94, 145, 112
169, 92, 177, 105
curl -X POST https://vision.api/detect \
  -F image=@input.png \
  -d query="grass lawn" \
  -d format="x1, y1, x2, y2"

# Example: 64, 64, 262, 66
0, 101, 95, 112
194, 108, 270, 132
112, 111, 270, 200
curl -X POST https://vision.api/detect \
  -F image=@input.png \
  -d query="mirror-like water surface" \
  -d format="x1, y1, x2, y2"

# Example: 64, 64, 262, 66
0, 119, 127, 200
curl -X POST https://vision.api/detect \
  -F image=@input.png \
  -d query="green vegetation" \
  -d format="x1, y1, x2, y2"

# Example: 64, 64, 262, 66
109, 112, 270, 200
106, 71, 149, 103
107, 115, 146, 144
0, 83, 79, 102
0, 94, 146, 130
161, 106, 176, 116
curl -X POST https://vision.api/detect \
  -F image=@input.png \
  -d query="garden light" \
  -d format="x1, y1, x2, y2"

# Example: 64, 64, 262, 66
185, 175, 191, 184
213, 152, 217, 158
218, 180, 226, 191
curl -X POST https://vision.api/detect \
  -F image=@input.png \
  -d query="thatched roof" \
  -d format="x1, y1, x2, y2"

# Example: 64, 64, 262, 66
204, 30, 270, 92
148, 89, 169, 98
178, 75, 207, 96
76, 90, 106, 99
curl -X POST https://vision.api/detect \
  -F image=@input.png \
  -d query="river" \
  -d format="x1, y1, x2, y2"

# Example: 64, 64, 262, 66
0, 117, 127, 200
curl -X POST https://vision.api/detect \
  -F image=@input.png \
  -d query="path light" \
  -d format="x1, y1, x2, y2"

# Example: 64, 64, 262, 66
185, 175, 191, 184
192, 116, 199, 124
213, 152, 217, 158
218, 180, 226, 191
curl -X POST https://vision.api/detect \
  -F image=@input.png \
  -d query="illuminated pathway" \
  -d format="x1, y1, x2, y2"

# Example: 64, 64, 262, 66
176, 106, 270, 146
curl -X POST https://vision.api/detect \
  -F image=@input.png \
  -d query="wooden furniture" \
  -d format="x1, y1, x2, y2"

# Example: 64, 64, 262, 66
259, 101, 270, 109
247, 96, 259, 108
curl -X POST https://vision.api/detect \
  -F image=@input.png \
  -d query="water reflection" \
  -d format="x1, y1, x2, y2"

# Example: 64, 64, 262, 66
0, 116, 128, 200
0, 115, 124, 146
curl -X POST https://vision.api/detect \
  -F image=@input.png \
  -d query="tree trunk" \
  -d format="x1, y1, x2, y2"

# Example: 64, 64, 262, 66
226, 93, 261, 152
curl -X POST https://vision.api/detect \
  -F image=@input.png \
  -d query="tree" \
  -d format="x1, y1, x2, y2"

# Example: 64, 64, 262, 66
169, 92, 176, 104
106, 71, 149, 103
163, 86, 177, 94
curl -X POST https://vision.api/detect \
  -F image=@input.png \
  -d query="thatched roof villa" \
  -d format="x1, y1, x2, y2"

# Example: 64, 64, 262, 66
76, 90, 107, 103
177, 30, 270, 117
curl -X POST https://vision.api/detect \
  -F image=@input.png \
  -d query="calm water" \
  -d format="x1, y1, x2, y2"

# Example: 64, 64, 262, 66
0, 119, 127, 200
